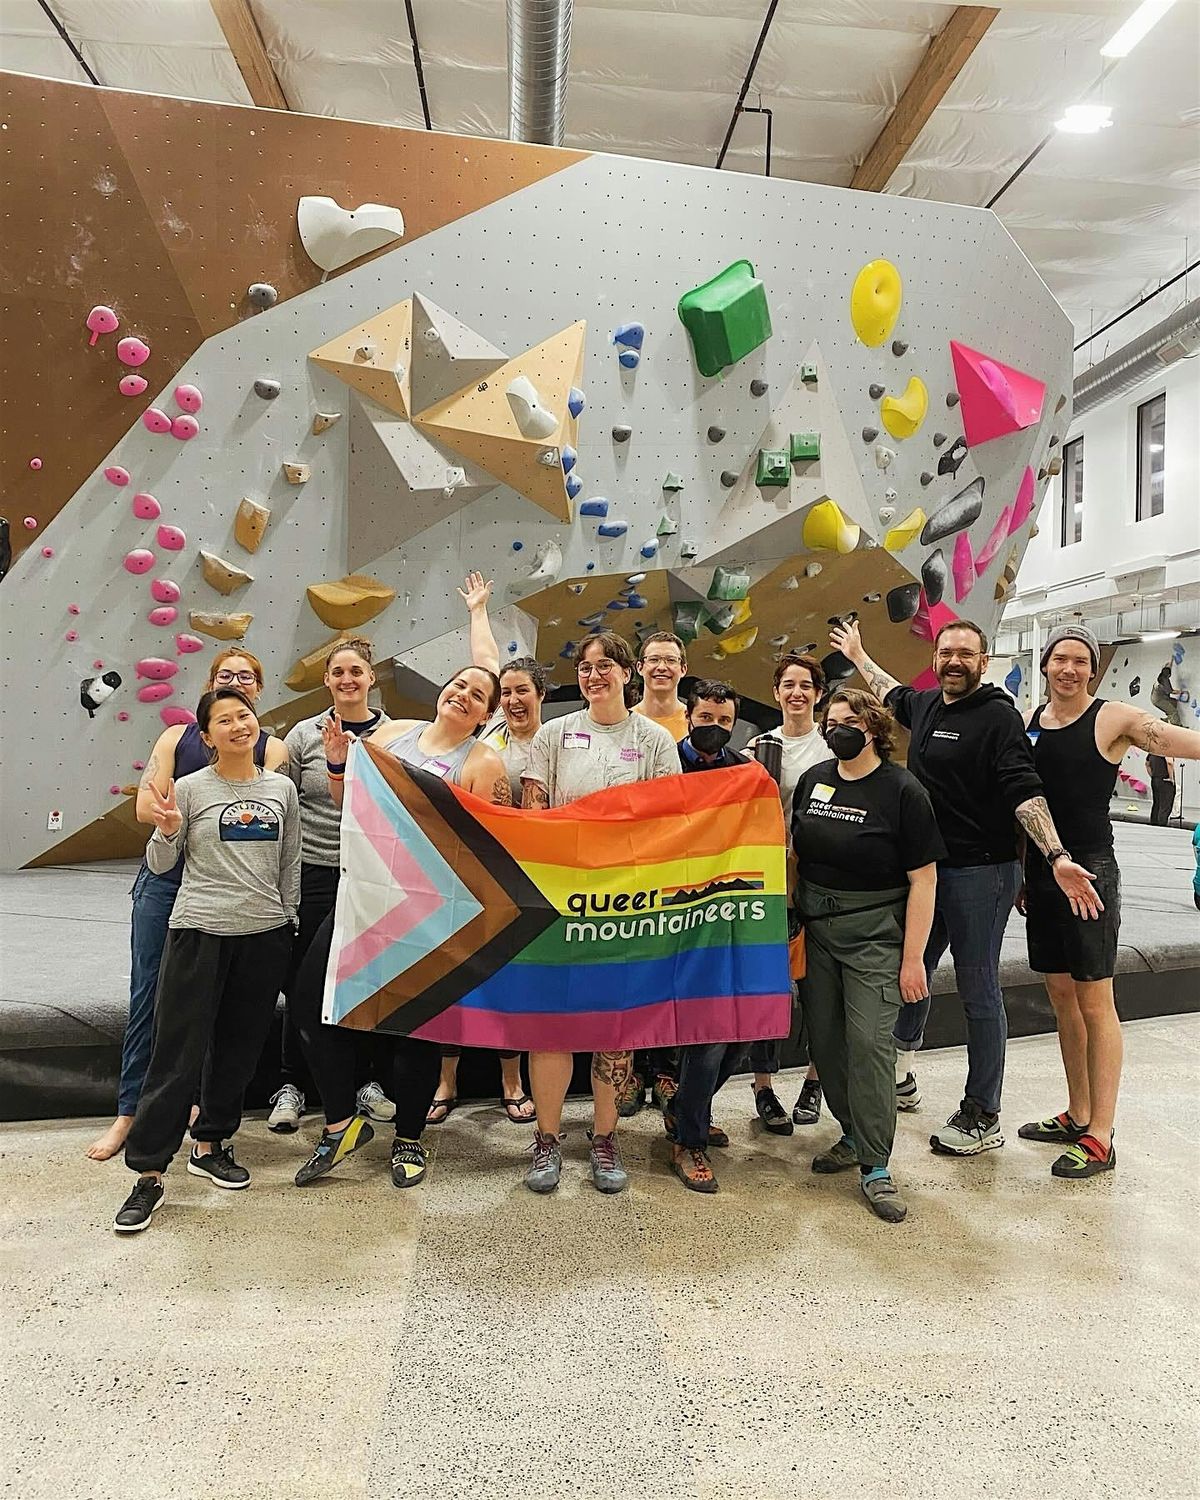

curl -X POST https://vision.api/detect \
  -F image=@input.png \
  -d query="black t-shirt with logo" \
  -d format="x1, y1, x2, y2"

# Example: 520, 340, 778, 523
791, 758, 947, 892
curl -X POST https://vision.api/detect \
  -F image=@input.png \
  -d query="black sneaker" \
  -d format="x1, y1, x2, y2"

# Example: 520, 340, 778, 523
187, 1145, 250, 1189
390, 1136, 427, 1189
755, 1086, 794, 1136
792, 1079, 822, 1126
114, 1175, 164, 1233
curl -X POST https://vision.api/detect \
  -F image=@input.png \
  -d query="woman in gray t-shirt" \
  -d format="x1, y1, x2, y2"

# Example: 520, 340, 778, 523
113, 688, 300, 1234
521, 632, 678, 1197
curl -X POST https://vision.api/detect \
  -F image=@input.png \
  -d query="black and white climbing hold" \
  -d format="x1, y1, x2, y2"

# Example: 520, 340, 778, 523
720, 471, 738, 488
921, 476, 985, 545
81, 670, 122, 717
707, 426, 726, 443
937, 436, 969, 478
750, 379, 769, 397
612, 425, 632, 443
886, 582, 922, 623
921, 549, 948, 607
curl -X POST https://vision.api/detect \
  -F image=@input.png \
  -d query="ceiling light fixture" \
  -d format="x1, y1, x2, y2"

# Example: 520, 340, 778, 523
1100, 0, 1179, 58
1139, 629, 1181, 642
1055, 103, 1114, 134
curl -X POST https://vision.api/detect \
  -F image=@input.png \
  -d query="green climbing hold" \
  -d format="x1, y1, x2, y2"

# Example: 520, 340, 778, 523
662, 472, 684, 492
800, 364, 818, 383
707, 565, 751, 602
657, 512, 679, 536
678, 260, 772, 378
756, 450, 790, 487
790, 432, 820, 461
672, 601, 709, 644
705, 603, 737, 635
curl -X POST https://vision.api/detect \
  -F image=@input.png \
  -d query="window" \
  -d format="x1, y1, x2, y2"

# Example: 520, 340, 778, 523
1060, 437, 1083, 545
1136, 393, 1166, 520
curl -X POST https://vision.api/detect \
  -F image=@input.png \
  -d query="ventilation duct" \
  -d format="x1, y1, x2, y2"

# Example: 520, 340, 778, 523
1073, 297, 1200, 418
507, 0, 572, 147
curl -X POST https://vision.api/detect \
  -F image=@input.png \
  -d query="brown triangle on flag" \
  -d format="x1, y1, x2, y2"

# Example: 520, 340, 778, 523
413, 321, 586, 522
309, 298, 413, 419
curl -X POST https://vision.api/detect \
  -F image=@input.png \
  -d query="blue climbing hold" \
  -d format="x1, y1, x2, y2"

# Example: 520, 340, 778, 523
606, 599, 628, 610
559, 641, 577, 659
1004, 662, 1023, 698
512, 540, 523, 551
613, 322, 644, 350
561, 445, 578, 475
565, 473, 583, 500
618, 349, 640, 370
568, 387, 586, 419
640, 541, 659, 559
598, 521, 629, 538
580, 498, 609, 517
585, 562, 595, 571
578, 613, 605, 628
507, 641, 518, 654
626, 593, 648, 610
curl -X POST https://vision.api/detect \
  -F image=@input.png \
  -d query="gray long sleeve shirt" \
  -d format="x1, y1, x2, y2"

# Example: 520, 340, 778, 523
147, 767, 301, 935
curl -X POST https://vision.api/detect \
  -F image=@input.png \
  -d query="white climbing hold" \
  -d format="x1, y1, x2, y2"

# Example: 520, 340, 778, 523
805, 562, 823, 578
526, 541, 563, 583
312, 411, 342, 434
505, 375, 559, 440
297, 195, 405, 273
874, 445, 895, 470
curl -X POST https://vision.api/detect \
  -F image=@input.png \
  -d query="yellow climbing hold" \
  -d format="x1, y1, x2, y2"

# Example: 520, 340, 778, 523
883, 507, 927, 552
850, 259, 902, 348
880, 376, 928, 439
729, 595, 753, 627
803, 499, 860, 555
717, 625, 759, 656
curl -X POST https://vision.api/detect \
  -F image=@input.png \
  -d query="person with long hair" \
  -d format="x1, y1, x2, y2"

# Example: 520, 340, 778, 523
112, 688, 300, 1232
792, 689, 943, 1222
521, 631, 679, 1195
87, 648, 287, 1162
289, 664, 510, 1191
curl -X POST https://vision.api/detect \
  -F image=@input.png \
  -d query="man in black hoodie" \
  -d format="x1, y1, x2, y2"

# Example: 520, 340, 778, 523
830, 618, 1102, 1157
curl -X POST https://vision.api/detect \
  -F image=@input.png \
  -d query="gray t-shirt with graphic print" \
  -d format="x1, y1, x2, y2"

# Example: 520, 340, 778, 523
524, 709, 678, 808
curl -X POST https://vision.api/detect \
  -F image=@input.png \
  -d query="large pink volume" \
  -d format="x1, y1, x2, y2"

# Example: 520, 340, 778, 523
949, 341, 1046, 447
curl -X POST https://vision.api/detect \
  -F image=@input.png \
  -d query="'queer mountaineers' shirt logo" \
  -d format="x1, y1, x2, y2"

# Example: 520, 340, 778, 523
219, 801, 280, 841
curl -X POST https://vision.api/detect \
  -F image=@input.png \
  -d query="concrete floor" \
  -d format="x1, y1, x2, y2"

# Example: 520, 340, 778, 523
2, 1020, 1198, 1500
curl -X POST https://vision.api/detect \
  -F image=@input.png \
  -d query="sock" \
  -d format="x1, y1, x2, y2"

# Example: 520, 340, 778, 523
839, 1133, 857, 1152
895, 1050, 915, 1084
860, 1166, 890, 1184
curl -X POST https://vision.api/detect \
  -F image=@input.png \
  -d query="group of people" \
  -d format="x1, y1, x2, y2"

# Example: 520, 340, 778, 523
91, 572, 1200, 1234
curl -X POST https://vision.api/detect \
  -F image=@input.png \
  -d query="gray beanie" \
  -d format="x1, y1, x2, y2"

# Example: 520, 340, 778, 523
1040, 623, 1100, 675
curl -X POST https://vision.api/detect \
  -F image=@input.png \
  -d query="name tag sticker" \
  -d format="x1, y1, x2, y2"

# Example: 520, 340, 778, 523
562, 731, 591, 749
422, 757, 452, 778
1026, 729, 1040, 745
810, 783, 836, 803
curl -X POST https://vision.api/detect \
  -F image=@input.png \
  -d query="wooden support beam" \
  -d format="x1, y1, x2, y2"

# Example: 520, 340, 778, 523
209, 0, 290, 111
851, 5, 998, 192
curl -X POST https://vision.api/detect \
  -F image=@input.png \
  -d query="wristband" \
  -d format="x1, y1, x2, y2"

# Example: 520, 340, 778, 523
1047, 848, 1070, 867
326, 769, 345, 782
325, 759, 347, 775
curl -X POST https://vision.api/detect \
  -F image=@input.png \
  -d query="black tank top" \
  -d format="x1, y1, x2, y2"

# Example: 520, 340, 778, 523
1027, 699, 1117, 856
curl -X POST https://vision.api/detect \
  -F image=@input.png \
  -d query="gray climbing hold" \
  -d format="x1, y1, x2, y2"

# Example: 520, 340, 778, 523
932, 432, 947, 448
920, 471, 934, 487
891, 340, 908, 357
862, 592, 882, 604
946, 392, 960, 407
862, 426, 879, 443
937, 436, 969, 478
886, 582, 921, 623
750, 379, 769, 397
247, 283, 278, 310
612, 424, 632, 443
1049, 434, 1060, 448
921, 549, 948, 607
920, 476, 985, 545
253, 378, 281, 400
679, 539, 700, 561
868, 383, 885, 400
708, 426, 725, 443
720, 471, 739, 488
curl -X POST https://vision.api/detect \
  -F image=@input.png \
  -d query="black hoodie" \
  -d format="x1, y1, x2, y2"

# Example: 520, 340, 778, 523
885, 682, 1043, 866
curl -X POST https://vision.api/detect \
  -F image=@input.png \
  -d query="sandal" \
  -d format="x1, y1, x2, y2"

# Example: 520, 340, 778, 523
426, 1095, 457, 1124
502, 1093, 535, 1123
672, 1147, 719, 1194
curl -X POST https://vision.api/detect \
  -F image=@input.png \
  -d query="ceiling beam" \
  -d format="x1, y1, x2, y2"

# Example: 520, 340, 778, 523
851, 5, 998, 193
209, 0, 290, 111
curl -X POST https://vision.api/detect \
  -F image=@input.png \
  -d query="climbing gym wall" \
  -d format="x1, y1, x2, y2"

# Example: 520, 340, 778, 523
0, 72, 1073, 871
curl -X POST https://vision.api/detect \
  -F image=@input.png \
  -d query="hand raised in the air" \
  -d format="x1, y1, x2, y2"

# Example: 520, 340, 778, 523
457, 571, 494, 614
321, 712, 353, 768
148, 779, 182, 837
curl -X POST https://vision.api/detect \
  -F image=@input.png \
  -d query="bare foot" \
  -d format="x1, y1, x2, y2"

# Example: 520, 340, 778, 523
86, 1115, 133, 1161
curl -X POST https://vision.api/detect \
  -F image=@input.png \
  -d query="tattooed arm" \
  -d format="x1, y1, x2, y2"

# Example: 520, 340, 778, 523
134, 725, 188, 824
463, 743, 511, 805
1101, 702, 1200, 763
829, 618, 903, 703
1014, 796, 1104, 919
522, 779, 550, 810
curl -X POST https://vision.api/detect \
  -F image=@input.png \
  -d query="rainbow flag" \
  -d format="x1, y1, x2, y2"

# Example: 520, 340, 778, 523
323, 740, 791, 1051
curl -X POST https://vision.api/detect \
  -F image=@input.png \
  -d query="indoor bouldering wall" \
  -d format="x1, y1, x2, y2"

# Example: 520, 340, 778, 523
0, 72, 1073, 871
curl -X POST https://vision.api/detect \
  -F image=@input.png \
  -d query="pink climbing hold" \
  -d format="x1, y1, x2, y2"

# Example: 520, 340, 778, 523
160, 707, 197, 728
910, 591, 958, 644
175, 634, 204, 654
67, 604, 81, 615
132, 492, 161, 520
65, 630, 78, 642
135, 657, 179, 681
87, 306, 119, 345
142, 407, 172, 435
41, 547, 55, 559
910, 667, 940, 692
1007, 467, 1036, 534
109, 785, 122, 796
149, 606, 178, 627
29, 457, 42, 470
116, 710, 130, 722
93, 659, 104, 670
156, 524, 186, 551
170, 414, 199, 441
105, 465, 131, 486
949, 341, 1046, 448
137, 682, 174, 703
117, 336, 151, 367
974, 506, 1013, 576
132, 761, 146, 771
119, 374, 148, 398
151, 578, 180, 604
22, 517, 37, 530
123, 548, 155, 575
952, 533, 975, 604
174, 384, 203, 414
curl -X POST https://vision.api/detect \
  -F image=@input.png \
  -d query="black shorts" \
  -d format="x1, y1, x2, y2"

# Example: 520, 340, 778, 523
1025, 852, 1121, 983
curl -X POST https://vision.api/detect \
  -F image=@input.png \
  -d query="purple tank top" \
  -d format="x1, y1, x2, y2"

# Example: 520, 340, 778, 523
149, 722, 271, 886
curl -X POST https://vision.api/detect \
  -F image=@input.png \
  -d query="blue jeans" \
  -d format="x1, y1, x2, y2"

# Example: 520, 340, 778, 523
893, 860, 1020, 1116
673, 1042, 745, 1149
117, 864, 179, 1115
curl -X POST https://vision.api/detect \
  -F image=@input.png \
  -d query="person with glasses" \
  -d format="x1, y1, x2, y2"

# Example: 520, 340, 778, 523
87, 648, 287, 1163
521, 631, 680, 1194
830, 618, 1101, 1157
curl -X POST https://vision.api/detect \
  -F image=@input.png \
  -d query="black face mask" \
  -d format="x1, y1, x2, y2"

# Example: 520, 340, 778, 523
824, 724, 868, 761
690, 724, 732, 755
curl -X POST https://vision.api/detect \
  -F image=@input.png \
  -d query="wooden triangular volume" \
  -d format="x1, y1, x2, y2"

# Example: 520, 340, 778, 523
309, 299, 413, 419
409, 294, 508, 416
414, 322, 586, 523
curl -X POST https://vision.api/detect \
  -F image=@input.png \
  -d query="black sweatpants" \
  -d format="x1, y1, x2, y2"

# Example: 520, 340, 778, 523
1150, 779, 1175, 826
125, 924, 293, 1175
291, 910, 440, 1137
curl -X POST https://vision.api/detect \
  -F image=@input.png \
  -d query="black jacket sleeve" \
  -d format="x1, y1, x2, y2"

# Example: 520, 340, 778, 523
990, 708, 1044, 813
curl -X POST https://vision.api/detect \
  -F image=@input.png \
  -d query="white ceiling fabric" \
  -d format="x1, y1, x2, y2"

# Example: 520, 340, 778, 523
2, 0, 1197, 365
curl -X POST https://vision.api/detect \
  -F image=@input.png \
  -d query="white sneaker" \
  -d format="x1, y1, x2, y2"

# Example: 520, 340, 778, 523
267, 1083, 304, 1133
930, 1101, 1004, 1156
896, 1073, 922, 1111
356, 1080, 396, 1123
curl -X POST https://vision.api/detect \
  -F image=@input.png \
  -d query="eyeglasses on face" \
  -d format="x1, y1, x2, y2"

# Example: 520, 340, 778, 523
935, 649, 980, 664
577, 661, 617, 677
641, 655, 682, 669
214, 670, 258, 685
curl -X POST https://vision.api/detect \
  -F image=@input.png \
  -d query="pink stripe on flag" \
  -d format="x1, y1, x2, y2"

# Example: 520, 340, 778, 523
411, 993, 791, 1053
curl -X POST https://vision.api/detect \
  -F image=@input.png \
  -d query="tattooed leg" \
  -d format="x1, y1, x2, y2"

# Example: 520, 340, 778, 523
592, 1050, 632, 1136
